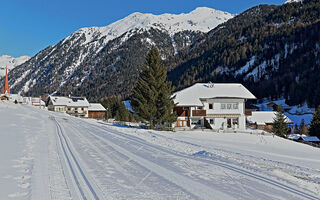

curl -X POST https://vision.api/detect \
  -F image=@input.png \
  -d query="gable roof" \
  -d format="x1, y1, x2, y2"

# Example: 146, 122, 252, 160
173, 83, 256, 106
88, 103, 106, 111
247, 111, 292, 125
49, 96, 89, 107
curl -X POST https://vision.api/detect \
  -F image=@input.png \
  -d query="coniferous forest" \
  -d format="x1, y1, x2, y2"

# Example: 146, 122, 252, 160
167, 0, 320, 107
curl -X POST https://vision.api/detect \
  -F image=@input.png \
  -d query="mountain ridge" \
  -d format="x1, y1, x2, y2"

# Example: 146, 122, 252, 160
0, 55, 30, 77
6, 7, 233, 98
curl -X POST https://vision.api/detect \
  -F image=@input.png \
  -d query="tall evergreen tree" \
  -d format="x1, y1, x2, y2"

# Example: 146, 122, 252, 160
272, 106, 289, 138
309, 106, 320, 138
294, 124, 299, 134
299, 119, 309, 135
131, 46, 176, 129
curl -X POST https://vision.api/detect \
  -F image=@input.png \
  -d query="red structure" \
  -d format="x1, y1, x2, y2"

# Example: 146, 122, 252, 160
3, 66, 10, 94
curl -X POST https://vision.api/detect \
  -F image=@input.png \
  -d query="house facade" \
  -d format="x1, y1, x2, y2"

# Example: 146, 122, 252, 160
173, 83, 256, 131
47, 96, 90, 117
88, 103, 107, 120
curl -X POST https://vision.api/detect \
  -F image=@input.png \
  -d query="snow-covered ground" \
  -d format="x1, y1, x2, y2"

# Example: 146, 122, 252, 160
1, 101, 320, 200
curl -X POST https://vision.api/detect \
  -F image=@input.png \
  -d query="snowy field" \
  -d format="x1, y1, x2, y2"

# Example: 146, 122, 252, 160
0, 101, 320, 200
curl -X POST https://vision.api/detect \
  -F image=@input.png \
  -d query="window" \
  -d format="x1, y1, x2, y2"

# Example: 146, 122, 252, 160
227, 104, 232, 109
221, 104, 226, 109
209, 103, 213, 109
191, 119, 201, 125
233, 118, 238, 125
183, 107, 188, 110
197, 107, 203, 110
233, 103, 238, 109
209, 119, 214, 124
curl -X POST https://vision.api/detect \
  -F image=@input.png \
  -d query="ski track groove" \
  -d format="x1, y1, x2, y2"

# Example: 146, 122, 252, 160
53, 117, 101, 200
67, 117, 233, 200
72, 118, 320, 200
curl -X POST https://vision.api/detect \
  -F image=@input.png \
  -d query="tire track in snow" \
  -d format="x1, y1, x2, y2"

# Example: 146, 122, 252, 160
73, 119, 320, 200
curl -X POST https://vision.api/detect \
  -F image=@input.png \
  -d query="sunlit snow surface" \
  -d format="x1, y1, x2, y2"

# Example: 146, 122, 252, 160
1, 102, 319, 200
0, 55, 30, 77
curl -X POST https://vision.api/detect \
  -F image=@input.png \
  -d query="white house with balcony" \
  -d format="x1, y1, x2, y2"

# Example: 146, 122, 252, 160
46, 96, 90, 117
173, 82, 256, 131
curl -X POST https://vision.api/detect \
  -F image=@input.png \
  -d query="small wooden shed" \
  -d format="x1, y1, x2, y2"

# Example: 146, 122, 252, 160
88, 103, 107, 120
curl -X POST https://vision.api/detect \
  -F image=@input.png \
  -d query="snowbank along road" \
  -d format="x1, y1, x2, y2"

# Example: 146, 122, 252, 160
0, 102, 320, 200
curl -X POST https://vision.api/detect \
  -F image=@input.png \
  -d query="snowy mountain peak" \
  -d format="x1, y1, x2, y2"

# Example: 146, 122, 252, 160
0, 55, 30, 77
9, 7, 233, 96
284, 0, 303, 4
74, 7, 234, 45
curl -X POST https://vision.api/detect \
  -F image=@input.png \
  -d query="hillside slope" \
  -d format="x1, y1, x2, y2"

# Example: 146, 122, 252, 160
7, 7, 233, 100
0, 55, 30, 77
168, 0, 320, 107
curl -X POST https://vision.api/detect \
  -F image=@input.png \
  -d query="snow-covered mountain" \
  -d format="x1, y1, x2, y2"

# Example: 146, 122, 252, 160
0, 55, 30, 77
284, 0, 303, 4
8, 7, 233, 99
73, 7, 233, 46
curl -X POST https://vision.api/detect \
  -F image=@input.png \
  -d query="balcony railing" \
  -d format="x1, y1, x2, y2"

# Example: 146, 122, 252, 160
192, 110, 206, 116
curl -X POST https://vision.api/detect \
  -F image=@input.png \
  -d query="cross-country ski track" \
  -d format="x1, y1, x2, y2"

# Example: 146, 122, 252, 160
1, 104, 320, 200
53, 115, 319, 200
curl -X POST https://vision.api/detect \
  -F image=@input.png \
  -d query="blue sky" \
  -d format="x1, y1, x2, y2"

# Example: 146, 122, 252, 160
1, 0, 286, 57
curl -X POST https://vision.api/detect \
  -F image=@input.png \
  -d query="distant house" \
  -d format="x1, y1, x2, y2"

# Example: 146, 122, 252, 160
173, 82, 256, 131
22, 97, 45, 108
46, 96, 89, 117
8, 94, 24, 103
288, 134, 320, 147
247, 111, 292, 132
298, 136, 320, 147
266, 102, 291, 112
88, 103, 107, 120
0, 94, 9, 100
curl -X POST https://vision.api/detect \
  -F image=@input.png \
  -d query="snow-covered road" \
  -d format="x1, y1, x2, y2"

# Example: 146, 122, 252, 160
1, 102, 320, 200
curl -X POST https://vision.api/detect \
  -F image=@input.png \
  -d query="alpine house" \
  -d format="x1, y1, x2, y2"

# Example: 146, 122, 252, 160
173, 82, 256, 131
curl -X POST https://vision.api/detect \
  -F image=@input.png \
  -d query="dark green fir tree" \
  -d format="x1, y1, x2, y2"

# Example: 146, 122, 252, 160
272, 106, 289, 138
309, 106, 320, 138
131, 46, 176, 129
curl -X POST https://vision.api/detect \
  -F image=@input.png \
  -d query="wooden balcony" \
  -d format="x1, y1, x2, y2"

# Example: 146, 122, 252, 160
192, 110, 206, 116
174, 107, 189, 117
245, 109, 252, 116
66, 110, 87, 116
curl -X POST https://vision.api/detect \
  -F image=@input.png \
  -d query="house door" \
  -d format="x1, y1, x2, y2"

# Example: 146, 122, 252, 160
227, 118, 232, 128
177, 120, 184, 127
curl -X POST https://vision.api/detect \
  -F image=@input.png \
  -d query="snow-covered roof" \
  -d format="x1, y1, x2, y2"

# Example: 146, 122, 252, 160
301, 136, 320, 142
247, 111, 292, 125
88, 103, 106, 111
173, 83, 256, 106
288, 134, 303, 140
287, 134, 320, 142
8, 94, 23, 102
49, 96, 89, 107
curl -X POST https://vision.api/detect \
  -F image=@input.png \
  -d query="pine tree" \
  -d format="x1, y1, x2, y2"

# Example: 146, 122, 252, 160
299, 119, 309, 135
309, 106, 320, 138
272, 106, 289, 138
294, 124, 299, 134
131, 46, 176, 129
